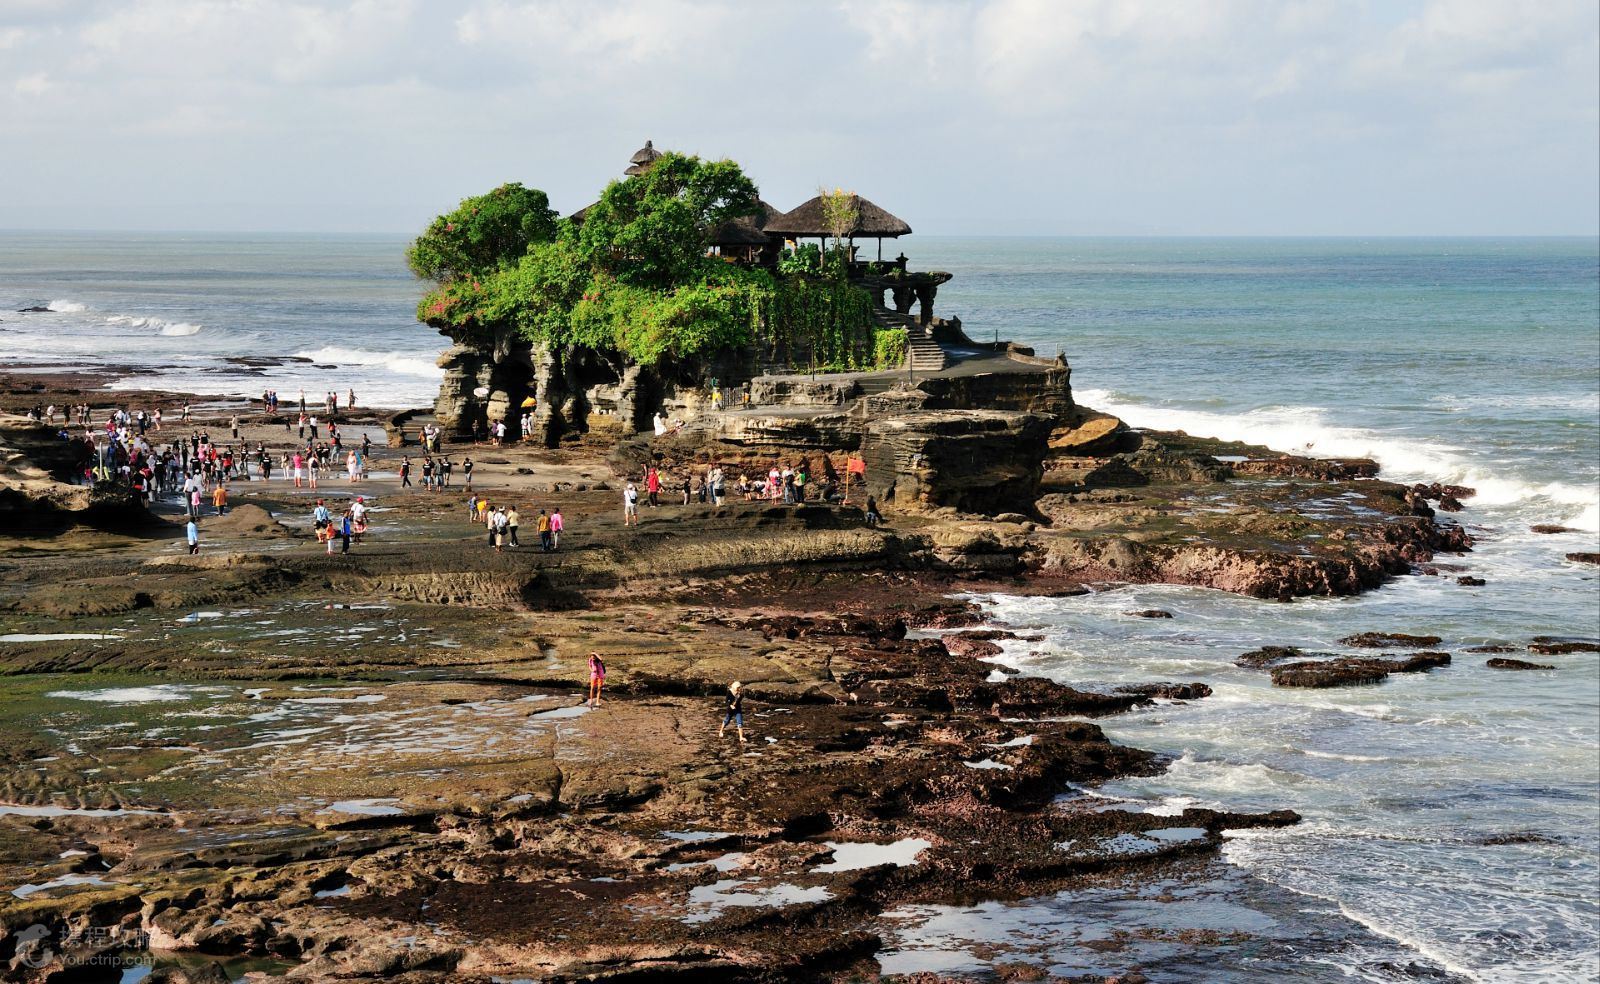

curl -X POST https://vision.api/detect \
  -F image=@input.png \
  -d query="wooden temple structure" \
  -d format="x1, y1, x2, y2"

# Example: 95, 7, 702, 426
575, 141, 952, 327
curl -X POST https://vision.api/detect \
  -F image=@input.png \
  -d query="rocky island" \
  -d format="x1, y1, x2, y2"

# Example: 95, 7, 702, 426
0, 145, 1509, 983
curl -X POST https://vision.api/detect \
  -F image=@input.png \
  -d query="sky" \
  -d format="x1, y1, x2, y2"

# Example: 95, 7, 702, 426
1, 0, 1596, 236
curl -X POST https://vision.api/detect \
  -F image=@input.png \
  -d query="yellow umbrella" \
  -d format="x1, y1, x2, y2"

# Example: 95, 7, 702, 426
520, 396, 536, 408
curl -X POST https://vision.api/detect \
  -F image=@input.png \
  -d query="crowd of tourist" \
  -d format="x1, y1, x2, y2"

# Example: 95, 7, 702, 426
630, 455, 868, 511
25, 392, 883, 572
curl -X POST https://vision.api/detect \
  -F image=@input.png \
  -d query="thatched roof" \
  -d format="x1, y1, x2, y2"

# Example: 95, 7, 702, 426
624, 140, 661, 176
709, 199, 781, 247
763, 194, 912, 238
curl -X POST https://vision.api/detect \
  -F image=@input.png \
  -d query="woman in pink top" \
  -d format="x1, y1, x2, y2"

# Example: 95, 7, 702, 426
292, 451, 304, 488
587, 651, 606, 708
549, 508, 563, 550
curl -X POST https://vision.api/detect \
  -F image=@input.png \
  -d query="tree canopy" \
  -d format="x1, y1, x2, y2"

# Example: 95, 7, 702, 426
411, 152, 887, 371
406, 182, 557, 284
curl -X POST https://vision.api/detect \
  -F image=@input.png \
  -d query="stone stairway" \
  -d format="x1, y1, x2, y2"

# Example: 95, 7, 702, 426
873, 307, 947, 373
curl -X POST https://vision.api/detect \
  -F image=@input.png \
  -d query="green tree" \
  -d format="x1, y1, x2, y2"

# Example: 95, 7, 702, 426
407, 182, 558, 284
575, 153, 760, 289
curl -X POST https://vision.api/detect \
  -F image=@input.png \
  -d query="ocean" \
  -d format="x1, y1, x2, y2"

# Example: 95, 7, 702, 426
2, 232, 1596, 981
0, 231, 443, 410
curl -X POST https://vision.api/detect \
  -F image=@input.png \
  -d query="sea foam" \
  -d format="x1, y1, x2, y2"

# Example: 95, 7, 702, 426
293, 345, 444, 379
1075, 388, 1600, 532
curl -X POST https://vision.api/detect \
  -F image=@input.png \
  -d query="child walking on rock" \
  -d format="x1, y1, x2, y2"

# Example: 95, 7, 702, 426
718, 681, 746, 744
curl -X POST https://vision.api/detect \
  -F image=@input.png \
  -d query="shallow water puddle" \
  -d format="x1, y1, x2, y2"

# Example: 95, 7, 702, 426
986, 735, 1036, 748
46, 684, 215, 703
662, 830, 735, 844
815, 838, 932, 872
683, 878, 832, 924
0, 804, 159, 817
0, 633, 122, 642
665, 852, 746, 873
963, 758, 1013, 771
11, 872, 115, 899
530, 703, 589, 719
1145, 826, 1208, 842
313, 884, 353, 899
321, 798, 403, 816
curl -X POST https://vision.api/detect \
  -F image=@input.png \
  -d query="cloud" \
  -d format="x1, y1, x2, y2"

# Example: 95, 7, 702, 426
12, 72, 50, 96
0, 0, 1592, 234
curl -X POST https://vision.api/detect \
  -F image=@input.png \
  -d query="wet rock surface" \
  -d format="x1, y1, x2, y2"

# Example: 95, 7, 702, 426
0, 384, 1519, 982
1339, 632, 1443, 650
1527, 638, 1600, 655
1269, 652, 1451, 688
1486, 658, 1555, 671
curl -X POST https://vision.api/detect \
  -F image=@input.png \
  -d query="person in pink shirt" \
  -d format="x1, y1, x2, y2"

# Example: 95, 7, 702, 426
587, 652, 606, 708
292, 451, 305, 488
549, 508, 563, 550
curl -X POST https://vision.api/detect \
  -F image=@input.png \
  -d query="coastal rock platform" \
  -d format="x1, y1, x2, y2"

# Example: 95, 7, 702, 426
0, 377, 1498, 982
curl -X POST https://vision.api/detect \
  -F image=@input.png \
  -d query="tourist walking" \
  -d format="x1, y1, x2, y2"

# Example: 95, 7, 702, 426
537, 509, 552, 551
186, 517, 199, 555
506, 505, 520, 548
623, 482, 639, 526
646, 467, 660, 508
587, 652, 606, 708
313, 499, 331, 551
865, 495, 884, 527
718, 681, 746, 744
400, 457, 412, 488
549, 507, 563, 550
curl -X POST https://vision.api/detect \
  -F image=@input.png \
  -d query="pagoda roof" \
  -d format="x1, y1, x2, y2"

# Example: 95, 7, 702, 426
763, 194, 912, 239
709, 199, 781, 246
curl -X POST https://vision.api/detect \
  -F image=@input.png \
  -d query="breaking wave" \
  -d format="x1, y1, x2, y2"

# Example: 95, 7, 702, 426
1074, 388, 1600, 532
292, 346, 443, 379
104, 315, 204, 336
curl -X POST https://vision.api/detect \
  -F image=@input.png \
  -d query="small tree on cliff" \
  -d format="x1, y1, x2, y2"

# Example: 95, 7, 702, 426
407, 183, 558, 284
818, 186, 858, 253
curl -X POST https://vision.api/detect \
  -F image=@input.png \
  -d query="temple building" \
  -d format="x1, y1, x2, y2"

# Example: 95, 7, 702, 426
433, 141, 1062, 450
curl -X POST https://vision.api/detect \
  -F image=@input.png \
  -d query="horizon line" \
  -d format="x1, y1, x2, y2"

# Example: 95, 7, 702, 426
2, 228, 1597, 241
